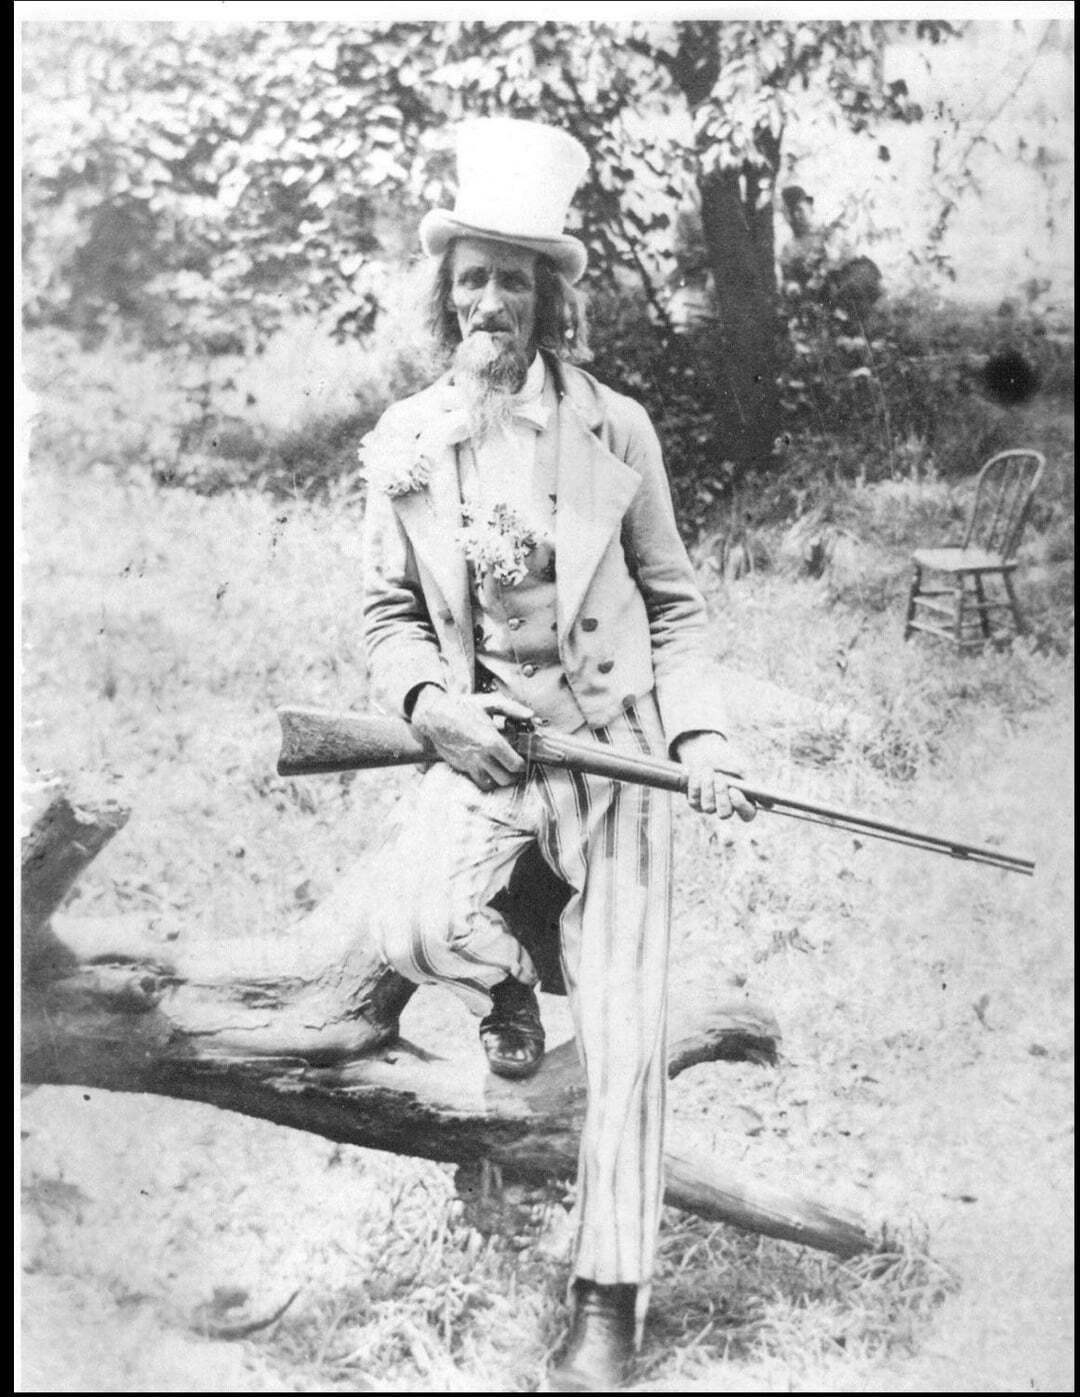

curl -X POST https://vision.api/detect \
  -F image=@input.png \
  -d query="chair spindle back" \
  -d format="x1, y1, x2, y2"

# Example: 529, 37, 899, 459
962, 450, 1046, 560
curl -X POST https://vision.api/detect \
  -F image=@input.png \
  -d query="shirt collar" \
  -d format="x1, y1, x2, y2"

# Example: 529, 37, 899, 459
516, 352, 546, 405
506, 354, 548, 431
446, 353, 550, 441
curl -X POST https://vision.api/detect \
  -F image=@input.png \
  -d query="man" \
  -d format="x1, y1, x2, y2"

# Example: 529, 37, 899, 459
360, 118, 755, 1391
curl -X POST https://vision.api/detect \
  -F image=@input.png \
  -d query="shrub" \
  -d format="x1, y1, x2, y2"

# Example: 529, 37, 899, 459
22, 319, 437, 502
584, 282, 1073, 543
779, 288, 1074, 480
23, 327, 189, 477
256, 404, 381, 499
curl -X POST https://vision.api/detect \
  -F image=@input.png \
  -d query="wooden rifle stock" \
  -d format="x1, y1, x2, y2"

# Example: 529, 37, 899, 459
277, 707, 437, 774
276, 707, 1035, 877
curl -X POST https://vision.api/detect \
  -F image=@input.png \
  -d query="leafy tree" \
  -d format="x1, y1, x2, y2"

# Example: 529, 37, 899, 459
22, 19, 958, 473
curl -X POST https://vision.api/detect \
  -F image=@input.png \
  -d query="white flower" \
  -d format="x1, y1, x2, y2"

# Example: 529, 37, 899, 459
358, 430, 433, 498
457, 501, 538, 587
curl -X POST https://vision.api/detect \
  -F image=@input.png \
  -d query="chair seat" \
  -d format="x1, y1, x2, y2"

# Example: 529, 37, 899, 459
911, 547, 1016, 573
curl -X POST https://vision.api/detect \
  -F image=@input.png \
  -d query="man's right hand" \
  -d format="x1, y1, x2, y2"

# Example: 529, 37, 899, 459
409, 687, 534, 791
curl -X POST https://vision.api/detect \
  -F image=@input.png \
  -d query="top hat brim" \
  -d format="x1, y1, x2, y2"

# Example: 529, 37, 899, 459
419, 210, 587, 284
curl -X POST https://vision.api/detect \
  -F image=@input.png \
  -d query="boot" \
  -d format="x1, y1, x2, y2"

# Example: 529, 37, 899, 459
479, 976, 545, 1079
548, 1280, 637, 1392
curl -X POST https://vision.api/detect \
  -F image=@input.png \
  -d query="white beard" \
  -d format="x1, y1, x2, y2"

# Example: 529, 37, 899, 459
453, 333, 530, 440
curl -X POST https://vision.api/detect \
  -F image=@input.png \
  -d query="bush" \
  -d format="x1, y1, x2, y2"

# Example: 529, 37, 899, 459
22, 319, 437, 502
23, 327, 190, 477
256, 404, 382, 499
778, 288, 1075, 480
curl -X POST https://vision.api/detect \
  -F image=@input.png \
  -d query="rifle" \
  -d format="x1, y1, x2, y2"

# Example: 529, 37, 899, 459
276, 707, 1035, 877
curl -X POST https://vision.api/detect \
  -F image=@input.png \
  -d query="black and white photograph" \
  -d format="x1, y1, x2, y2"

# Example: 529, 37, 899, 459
19, 3, 1073, 1391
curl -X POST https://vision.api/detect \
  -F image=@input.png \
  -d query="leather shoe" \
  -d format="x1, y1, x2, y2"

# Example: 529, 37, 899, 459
479, 977, 545, 1079
548, 1280, 636, 1392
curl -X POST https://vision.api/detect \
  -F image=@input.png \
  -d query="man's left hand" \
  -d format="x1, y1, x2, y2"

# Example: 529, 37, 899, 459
673, 732, 757, 822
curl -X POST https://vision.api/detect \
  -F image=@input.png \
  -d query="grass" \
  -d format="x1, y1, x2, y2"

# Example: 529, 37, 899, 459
20, 342, 1074, 1391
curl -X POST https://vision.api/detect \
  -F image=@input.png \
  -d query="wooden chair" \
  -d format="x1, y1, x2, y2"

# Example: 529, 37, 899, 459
903, 449, 1046, 649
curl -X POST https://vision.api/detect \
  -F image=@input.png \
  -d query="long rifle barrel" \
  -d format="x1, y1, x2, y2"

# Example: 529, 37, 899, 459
511, 727, 1034, 876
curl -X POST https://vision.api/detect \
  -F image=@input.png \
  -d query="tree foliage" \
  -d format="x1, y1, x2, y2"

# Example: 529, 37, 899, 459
22, 19, 960, 467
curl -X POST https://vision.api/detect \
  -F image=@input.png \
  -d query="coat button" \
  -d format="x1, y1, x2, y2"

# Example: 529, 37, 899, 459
521, 663, 538, 678
598, 660, 615, 674
581, 617, 598, 632
622, 694, 637, 711
440, 609, 453, 624
507, 617, 524, 631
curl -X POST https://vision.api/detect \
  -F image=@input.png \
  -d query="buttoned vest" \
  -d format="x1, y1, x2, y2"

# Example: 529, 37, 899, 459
461, 372, 587, 730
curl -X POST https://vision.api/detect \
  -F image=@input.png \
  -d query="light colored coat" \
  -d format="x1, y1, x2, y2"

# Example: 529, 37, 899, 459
361, 357, 730, 749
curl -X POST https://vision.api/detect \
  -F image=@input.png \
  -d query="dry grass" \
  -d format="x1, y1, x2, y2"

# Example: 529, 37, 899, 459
20, 372, 1073, 1391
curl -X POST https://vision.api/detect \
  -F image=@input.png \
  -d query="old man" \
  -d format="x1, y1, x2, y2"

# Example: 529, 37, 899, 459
359, 118, 754, 1390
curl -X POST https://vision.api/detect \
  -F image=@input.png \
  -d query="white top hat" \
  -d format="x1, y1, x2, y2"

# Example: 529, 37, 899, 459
419, 118, 589, 283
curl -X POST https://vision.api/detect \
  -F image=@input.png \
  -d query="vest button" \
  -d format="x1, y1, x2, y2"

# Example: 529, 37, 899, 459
581, 617, 598, 632
598, 660, 615, 674
521, 663, 538, 678
507, 617, 524, 631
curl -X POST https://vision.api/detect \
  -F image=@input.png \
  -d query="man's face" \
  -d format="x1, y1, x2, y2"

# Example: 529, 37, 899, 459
787, 198, 814, 237
450, 237, 539, 364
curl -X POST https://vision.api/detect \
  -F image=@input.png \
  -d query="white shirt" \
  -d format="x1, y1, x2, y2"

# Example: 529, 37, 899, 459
459, 353, 552, 534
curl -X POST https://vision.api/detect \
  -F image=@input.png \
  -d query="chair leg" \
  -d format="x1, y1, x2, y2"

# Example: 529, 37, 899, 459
952, 577, 967, 650
903, 565, 921, 640
972, 574, 992, 639
1002, 571, 1028, 635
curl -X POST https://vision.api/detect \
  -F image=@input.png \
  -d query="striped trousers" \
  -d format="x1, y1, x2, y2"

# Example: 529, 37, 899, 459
369, 698, 673, 1290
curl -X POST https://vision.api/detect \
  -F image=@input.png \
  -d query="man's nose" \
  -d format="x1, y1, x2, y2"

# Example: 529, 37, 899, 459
477, 278, 506, 317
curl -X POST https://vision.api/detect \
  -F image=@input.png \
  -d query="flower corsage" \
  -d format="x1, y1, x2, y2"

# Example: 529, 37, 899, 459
358, 430, 433, 498
457, 500, 538, 588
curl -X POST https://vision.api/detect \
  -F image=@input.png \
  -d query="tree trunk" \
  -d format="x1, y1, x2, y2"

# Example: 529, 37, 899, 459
699, 163, 781, 473
21, 790, 876, 1261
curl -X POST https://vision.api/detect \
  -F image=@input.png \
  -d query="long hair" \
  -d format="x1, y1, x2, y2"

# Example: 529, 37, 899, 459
426, 245, 590, 363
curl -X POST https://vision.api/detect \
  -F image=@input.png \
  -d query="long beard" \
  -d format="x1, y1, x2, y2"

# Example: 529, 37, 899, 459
453, 333, 530, 440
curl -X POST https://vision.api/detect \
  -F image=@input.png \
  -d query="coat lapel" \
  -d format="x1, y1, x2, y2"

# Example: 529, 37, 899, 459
389, 383, 473, 644
552, 380, 642, 641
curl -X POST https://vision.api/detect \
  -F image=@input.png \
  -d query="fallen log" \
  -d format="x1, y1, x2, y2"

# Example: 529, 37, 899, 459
21, 789, 875, 1260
